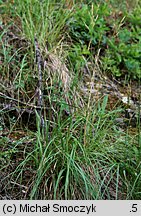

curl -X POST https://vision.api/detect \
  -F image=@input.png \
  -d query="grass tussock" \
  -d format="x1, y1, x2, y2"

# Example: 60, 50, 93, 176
0, 0, 141, 200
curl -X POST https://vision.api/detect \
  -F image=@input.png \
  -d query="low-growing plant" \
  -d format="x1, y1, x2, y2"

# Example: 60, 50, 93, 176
0, 0, 141, 201
67, 3, 110, 47
102, 26, 141, 78
67, 1, 141, 79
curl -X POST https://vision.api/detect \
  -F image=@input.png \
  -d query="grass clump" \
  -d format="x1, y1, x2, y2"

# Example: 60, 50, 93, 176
0, 0, 141, 200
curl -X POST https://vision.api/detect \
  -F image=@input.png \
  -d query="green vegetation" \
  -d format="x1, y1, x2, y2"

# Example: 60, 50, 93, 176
0, 0, 140, 199
67, 1, 141, 78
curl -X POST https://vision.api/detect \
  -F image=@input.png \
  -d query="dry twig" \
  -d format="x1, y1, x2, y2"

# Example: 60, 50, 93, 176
34, 38, 45, 129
